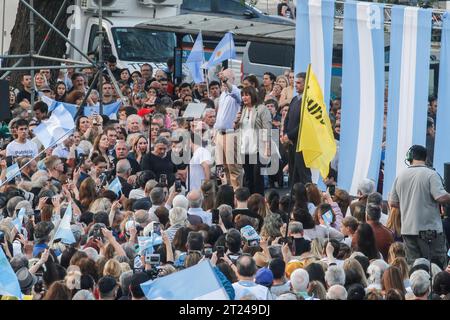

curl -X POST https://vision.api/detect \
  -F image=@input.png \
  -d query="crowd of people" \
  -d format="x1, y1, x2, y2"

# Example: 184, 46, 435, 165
0, 54, 450, 301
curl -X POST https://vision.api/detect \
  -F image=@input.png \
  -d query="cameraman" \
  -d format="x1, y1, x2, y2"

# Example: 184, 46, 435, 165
389, 145, 450, 269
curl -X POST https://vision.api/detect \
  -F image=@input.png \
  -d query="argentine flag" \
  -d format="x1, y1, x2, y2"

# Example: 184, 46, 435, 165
53, 202, 76, 245
434, 13, 450, 176
42, 96, 78, 119
186, 32, 205, 84
338, 1, 385, 196
83, 101, 122, 119
203, 32, 236, 70
12, 208, 26, 233
140, 260, 229, 300
32, 104, 75, 149
0, 247, 23, 299
295, 0, 334, 105
6, 163, 21, 181
383, 6, 432, 199
108, 176, 122, 196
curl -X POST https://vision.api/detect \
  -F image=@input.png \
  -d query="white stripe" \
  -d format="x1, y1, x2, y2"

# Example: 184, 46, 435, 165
395, 8, 418, 176
194, 288, 229, 300
350, 3, 377, 195
309, 0, 325, 90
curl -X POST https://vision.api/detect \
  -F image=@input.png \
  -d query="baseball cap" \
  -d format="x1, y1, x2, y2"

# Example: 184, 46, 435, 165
255, 267, 274, 287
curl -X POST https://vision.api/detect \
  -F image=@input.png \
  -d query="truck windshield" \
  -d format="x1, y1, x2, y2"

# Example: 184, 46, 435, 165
111, 27, 176, 62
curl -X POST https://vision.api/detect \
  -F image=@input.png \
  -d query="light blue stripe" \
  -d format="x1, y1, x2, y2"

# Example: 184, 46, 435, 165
434, 13, 450, 176
141, 260, 226, 300
294, 0, 311, 75
322, 0, 335, 106
383, 6, 405, 199
338, 1, 361, 191
411, 9, 432, 145
367, 4, 385, 185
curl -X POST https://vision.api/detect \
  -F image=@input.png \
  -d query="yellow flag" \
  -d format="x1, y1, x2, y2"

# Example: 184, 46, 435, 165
296, 64, 336, 178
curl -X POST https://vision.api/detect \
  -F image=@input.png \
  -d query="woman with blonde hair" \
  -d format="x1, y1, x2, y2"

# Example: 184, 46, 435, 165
307, 280, 327, 300
103, 259, 122, 281
89, 197, 112, 214
129, 135, 148, 164
387, 242, 406, 265
279, 70, 295, 108
390, 257, 410, 289
386, 207, 402, 241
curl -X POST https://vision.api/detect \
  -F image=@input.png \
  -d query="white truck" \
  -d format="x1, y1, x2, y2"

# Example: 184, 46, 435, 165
66, 0, 184, 72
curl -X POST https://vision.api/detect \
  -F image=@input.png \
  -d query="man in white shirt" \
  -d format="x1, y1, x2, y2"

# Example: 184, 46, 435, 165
186, 189, 211, 225
232, 254, 273, 300
214, 69, 243, 190
188, 132, 211, 192
6, 119, 38, 160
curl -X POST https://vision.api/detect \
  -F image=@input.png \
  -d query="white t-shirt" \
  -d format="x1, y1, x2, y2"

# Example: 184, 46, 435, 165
6, 139, 38, 158
189, 147, 211, 191
232, 281, 273, 300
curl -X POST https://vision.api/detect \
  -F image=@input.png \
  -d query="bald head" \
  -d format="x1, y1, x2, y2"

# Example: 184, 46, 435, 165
116, 159, 131, 176
222, 69, 235, 85
187, 189, 203, 208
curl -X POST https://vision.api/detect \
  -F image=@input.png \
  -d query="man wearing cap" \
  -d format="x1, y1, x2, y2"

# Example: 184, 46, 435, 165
32, 221, 54, 257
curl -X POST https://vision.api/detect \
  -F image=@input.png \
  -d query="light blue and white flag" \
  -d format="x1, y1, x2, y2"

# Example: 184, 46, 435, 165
383, 6, 432, 199
108, 176, 122, 196
140, 260, 229, 300
0, 246, 23, 299
12, 208, 26, 233
203, 32, 236, 70
186, 32, 205, 84
322, 210, 333, 226
434, 13, 450, 176
83, 101, 122, 119
6, 163, 21, 181
338, 1, 385, 196
42, 96, 78, 119
137, 235, 163, 255
53, 202, 75, 244
32, 104, 75, 149
295, 0, 334, 105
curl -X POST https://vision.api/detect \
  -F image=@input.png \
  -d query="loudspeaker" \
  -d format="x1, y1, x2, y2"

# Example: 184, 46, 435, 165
0, 80, 12, 121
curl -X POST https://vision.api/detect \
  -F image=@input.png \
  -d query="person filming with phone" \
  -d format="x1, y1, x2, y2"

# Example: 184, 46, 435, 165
389, 145, 450, 269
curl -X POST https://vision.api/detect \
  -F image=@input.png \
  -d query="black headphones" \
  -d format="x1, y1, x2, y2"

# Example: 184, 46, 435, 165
405, 145, 427, 166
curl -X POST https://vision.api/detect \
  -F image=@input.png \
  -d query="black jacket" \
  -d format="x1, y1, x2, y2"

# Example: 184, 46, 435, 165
284, 95, 302, 143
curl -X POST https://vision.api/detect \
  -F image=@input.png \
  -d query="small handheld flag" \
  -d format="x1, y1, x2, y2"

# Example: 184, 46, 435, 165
53, 202, 76, 245
108, 177, 122, 196
0, 247, 23, 299
203, 32, 236, 70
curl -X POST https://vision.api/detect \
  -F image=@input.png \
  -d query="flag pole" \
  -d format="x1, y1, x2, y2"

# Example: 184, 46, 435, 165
0, 128, 75, 188
296, 64, 311, 153
205, 68, 210, 98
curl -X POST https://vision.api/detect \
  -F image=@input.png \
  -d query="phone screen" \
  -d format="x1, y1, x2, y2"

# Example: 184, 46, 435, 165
328, 185, 335, 197
216, 246, 224, 258
212, 210, 219, 224
153, 223, 161, 235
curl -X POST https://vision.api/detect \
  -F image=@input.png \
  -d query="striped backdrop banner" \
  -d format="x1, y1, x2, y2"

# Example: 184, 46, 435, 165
295, 0, 335, 106
383, 6, 432, 199
338, 1, 385, 196
434, 13, 450, 176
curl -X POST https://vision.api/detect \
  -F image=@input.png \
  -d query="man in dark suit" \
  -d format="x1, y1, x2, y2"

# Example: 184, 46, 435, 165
282, 72, 311, 187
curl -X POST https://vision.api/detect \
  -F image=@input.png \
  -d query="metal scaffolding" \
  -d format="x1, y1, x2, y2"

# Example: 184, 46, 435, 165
0, 0, 112, 114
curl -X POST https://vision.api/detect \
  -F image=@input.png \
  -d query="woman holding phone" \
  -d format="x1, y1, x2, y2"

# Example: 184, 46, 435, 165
234, 86, 272, 195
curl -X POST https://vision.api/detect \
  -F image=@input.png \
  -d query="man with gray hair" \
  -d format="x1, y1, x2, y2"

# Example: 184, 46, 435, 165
325, 265, 346, 288
218, 204, 233, 230
187, 190, 212, 225
290, 268, 310, 299
288, 221, 311, 256
127, 114, 143, 134
349, 178, 376, 216
410, 270, 431, 300
116, 159, 133, 197
214, 68, 243, 190
326, 285, 347, 300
